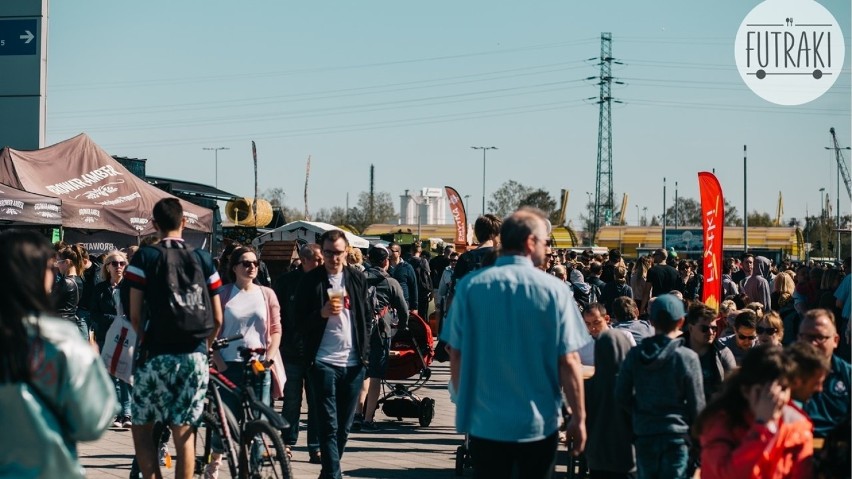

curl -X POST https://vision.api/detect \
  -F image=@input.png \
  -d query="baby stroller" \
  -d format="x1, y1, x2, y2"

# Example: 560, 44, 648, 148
376, 311, 436, 426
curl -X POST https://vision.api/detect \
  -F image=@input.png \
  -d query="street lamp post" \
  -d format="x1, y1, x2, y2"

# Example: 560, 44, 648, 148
464, 194, 470, 214
820, 187, 826, 256
825, 143, 851, 261
471, 146, 497, 216
203, 147, 229, 188
635, 204, 640, 226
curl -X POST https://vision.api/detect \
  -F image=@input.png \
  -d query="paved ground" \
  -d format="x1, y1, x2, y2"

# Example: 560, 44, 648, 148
80, 362, 576, 478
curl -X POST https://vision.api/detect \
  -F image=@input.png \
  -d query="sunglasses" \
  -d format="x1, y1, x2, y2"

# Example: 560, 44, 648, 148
109, 260, 127, 267
239, 260, 259, 268
737, 334, 757, 341
698, 324, 718, 333
756, 326, 778, 335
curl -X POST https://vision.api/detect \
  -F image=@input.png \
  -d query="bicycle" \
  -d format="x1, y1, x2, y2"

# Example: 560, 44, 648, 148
194, 334, 292, 479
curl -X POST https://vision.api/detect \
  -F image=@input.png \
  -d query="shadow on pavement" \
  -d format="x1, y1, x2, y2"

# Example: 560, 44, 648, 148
346, 466, 457, 478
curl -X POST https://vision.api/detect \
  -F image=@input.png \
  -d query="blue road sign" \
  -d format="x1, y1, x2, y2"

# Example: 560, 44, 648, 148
0, 19, 38, 56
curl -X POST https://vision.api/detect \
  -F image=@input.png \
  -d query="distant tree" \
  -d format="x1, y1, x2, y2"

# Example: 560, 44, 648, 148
747, 210, 774, 227
724, 200, 742, 226
579, 194, 624, 244
488, 180, 533, 218
348, 191, 396, 233
665, 198, 701, 226
660, 197, 743, 227
261, 187, 286, 208
313, 206, 349, 226
788, 217, 802, 228
519, 189, 561, 224
259, 187, 304, 223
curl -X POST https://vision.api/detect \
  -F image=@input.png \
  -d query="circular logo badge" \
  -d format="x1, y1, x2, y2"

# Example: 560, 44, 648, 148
735, 0, 845, 105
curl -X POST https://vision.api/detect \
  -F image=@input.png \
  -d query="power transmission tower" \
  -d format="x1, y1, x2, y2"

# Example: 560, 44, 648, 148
591, 32, 623, 244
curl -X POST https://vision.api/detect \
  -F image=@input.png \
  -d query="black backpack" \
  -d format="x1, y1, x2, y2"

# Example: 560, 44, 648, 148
148, 244, 214, 342
365, 269, 393, 337
409, 256, 433, 294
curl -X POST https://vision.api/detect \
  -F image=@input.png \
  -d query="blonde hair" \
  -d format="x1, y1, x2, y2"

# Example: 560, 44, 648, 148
346, 247, 363, 266
100, 250, 128, 284
760, 311, 785, 338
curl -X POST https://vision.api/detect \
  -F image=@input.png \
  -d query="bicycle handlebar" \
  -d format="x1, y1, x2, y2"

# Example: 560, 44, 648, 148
211, 334, 244, 351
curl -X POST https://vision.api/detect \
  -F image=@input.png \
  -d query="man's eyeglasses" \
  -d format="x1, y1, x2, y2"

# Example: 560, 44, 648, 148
799, 333, 833, 344
756, 326, 778, 336
698, 324, 718, 333
322, 249, 347, 258
389, 249, 401, 254
239, 260, 259, 268
109, 260, 127, 267
737, 334, 757, 341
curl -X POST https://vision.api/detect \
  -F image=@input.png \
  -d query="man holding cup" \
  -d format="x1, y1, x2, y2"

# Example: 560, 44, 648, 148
295, 230, 371, 479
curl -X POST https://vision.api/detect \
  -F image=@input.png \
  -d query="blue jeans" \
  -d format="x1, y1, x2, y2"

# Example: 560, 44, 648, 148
308, 361, 365, 479
282, 361, 320, 452
634, 435, 689, 479
114, 377, 133, 418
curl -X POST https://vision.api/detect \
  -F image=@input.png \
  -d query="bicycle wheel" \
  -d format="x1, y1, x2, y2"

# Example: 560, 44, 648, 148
239, 420, 292, 479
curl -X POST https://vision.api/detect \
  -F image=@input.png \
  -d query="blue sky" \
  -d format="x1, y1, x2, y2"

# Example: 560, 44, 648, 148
45, 1, 851, 228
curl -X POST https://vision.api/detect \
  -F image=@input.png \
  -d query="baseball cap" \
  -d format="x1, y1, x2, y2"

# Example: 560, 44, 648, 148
650, 294, 685, 324
368, 245, 389, 264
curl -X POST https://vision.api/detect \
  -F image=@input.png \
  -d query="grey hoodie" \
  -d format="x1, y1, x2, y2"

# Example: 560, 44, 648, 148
614, 335, 705, 436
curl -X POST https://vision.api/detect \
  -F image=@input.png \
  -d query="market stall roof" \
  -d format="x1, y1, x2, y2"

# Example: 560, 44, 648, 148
0, 134, 212, 235
0, 182, 62, 226
253, 220, 370, 249
146, 176, 239, 202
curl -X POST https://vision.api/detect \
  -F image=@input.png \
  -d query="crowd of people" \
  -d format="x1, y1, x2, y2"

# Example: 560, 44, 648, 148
439, 211, 851, 479
0, 202, 850, 479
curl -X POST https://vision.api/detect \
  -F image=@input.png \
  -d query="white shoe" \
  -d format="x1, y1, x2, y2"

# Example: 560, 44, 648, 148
112, 417, 122, 428
203, 453, 222, 479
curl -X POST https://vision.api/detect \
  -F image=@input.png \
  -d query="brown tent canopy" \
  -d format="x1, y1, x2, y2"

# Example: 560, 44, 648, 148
0, 182, 62, 226
0, 134, 212, 236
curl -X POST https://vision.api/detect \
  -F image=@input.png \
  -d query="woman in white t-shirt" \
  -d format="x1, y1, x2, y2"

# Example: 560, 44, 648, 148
217, 246, 284, 404
208, 246, 285, 476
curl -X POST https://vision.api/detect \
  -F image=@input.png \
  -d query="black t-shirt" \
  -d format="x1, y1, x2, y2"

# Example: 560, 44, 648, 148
647, 264, 679, 297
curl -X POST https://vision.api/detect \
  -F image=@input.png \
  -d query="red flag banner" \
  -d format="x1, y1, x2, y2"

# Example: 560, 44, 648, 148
444, 186, 468, 246
698, 172, 724, 312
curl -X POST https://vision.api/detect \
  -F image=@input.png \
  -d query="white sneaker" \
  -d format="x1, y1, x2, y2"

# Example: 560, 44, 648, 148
112, 417, 122, 428
203, 453, 222, 479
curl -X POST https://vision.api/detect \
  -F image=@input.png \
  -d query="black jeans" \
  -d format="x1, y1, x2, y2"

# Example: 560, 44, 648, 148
281, 361, 319, 452
308, 361, 365, 479
469, 432, 558, 479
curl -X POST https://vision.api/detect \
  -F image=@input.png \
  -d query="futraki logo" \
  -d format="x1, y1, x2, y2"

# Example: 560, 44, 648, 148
735, 0, 845, 105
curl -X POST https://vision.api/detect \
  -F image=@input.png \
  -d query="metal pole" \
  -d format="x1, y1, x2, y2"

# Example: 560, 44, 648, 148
471, 146, 497, 216
482, 148, 486, 216
203, 147, 229, 189
675, 181, 679, 229
635, 204, 640, 226
663, 177, 667, 250
820, 187, 826, 256
838, 158, 842, 260
744, 145, 748, 253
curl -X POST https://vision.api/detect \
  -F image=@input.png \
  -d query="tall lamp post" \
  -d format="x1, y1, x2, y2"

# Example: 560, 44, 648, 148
471, 146, 497, 216
820, 187, 826, 256
203, 147, 229, 188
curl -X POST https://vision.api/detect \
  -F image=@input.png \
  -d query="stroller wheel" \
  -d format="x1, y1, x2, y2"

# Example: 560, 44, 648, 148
454, 445, 466, 476
418, 397, 435, 427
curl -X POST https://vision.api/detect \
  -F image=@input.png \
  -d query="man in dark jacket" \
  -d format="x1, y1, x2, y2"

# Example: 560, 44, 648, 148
615, 294, 704, 479
273, 243, 323, 464
359, 245, 409, 430
388, 242, 418, 314
294, 230, 371, 479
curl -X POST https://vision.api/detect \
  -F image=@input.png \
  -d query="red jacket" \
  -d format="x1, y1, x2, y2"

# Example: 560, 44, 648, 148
700, 404, 814, 479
